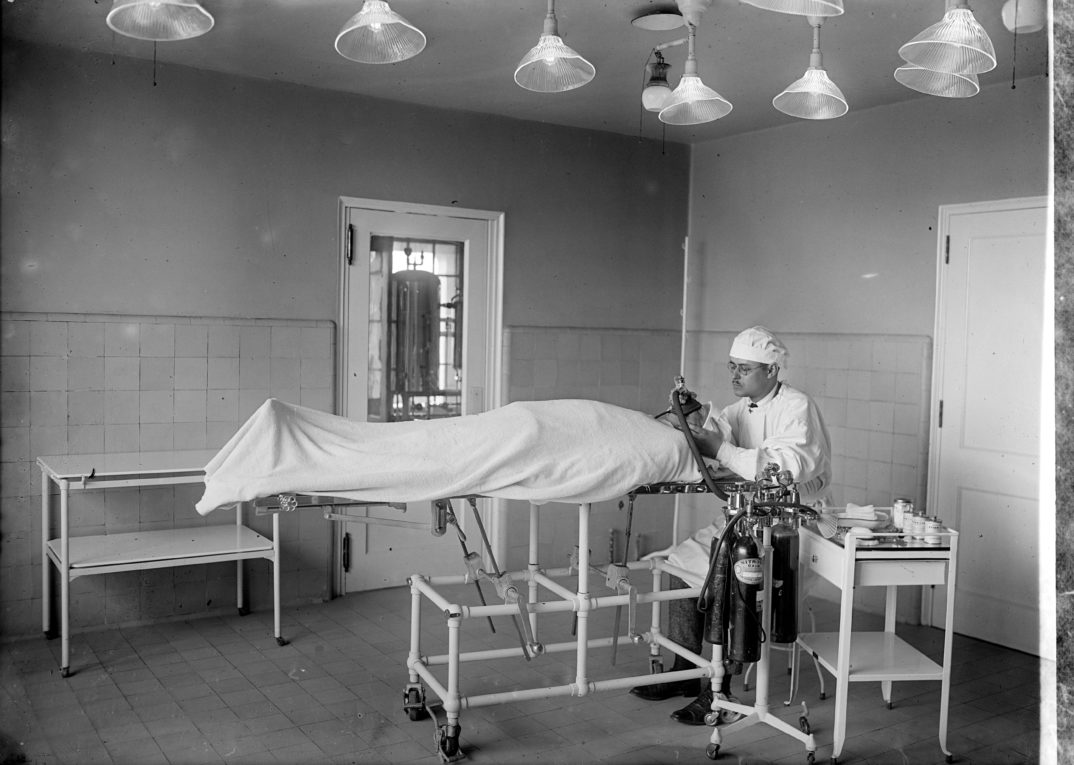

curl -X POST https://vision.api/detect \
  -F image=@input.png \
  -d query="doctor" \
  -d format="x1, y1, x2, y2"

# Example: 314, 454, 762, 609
631, 325, 832, 725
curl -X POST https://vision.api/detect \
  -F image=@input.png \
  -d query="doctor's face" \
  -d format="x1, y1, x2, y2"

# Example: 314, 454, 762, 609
728, 356, 777, 401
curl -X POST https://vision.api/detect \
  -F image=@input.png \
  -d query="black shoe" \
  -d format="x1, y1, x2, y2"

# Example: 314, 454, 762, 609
670, 688, 714, 726
629, 677, 701, 701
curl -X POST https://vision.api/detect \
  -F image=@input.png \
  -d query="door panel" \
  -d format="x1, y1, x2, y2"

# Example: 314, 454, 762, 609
338, 201, 503, 592
927, 198, 1046, 656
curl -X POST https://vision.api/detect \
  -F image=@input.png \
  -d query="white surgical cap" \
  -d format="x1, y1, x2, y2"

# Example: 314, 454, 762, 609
729, 326, 789, 368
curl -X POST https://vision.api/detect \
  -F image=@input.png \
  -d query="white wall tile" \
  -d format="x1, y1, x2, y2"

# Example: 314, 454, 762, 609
139, 424, 173, 452
869, 371, 896, 403
174, 390, 207, 423
847, 370, 870, 400
139, 390, 174, 424
105, 390, 140, 425
300, 326, 333, 359
68, 357, 104, 391
104, 357, 139, 391
269, 326, 300, 358
1, 357, 29, 392
174, 357, 208, 390
29, 357, 67, 391
240, 356, 269, 389
175, 325, 208, 358
208, 325, 240, 357
68, 425, 104, 455
1, 321, 30, 357
104, 323, 139, 357
68, 391, 104, 425
30, 426, 67, 458
30, 322, 67, 357
104, 423, 139, 452
2, 392, 30, 427
1, 427, 29, 462
206, 389, 239, 421
240, 326, 271, 359
30, 392, 66, 426
139, 358, 174, 391
67, 323, 105, 358
139, 323, 174, 358
207, 357, 240, 389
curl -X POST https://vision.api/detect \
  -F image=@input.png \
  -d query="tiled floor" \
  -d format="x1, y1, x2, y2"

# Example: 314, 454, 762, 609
1, 584, 1042, 765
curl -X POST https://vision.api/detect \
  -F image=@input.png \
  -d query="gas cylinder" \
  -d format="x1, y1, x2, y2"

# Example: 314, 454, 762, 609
702, 535, 732, 645
727, 526, 762, 664
770, 519, 799, 644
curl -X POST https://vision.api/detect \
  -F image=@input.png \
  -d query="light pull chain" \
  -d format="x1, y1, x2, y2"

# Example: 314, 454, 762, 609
1010, 2, 1019, 90
153, 41, 158, 87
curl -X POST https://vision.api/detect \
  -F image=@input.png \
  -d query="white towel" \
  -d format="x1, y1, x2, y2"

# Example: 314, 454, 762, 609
842, 502, 876, 519
195, 398, 705, 515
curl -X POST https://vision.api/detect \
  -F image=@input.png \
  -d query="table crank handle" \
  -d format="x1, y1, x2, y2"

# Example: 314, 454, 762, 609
445, 500, 496, 634
512, 596, 544, 657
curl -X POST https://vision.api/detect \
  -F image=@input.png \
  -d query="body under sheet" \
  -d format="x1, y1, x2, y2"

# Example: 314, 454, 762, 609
195, 398, 706, 515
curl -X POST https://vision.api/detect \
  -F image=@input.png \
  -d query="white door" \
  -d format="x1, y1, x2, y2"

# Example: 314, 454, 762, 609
338, 199, 504, 592
927, 197, 1047, 655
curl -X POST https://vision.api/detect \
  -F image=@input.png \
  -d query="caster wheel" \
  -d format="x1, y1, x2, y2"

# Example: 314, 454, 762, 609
275, 637, 289, 646
819, 692, 827, 700
404, 688, 428, 722
887, 701, 893, 710
60, 667, 70, 678
830, 758, 838, 764
799, 716, 811, 734
436, 725, 461, 760
44, 629, 58, 641
238, 606, 250, 616
705, 743, 720, 760
945, 756, 954, 763
807, 754, 816, 764
703, 712, 721, 727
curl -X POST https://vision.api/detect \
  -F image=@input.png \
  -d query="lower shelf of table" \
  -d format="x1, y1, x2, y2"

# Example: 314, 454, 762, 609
46, 525, 274, 575
796, 631, 945, 682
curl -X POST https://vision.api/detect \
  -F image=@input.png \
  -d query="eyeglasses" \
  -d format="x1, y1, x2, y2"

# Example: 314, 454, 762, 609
727, 362, 766, 376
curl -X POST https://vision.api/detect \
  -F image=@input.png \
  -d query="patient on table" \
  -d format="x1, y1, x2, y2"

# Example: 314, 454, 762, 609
195, 397, 707, 516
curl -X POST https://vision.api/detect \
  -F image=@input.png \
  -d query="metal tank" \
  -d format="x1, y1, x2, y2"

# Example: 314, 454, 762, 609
389, 269, 441, 395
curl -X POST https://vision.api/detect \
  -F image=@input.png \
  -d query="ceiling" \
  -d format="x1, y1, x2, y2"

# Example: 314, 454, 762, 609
2, 0, 1051, 144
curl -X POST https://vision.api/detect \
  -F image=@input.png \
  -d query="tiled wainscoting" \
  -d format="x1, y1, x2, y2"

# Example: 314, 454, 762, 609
0, 312, 336, 639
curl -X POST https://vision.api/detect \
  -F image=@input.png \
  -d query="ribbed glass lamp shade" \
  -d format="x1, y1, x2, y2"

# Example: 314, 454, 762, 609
894, 63, 980, 97
105, 0, 214, 42
773, 68, 848, 119
335, 0, 427, 64
514, 35, 595, 92
658, 74, 733, 125
898, 7, 996, 75
740, 0, 844, 17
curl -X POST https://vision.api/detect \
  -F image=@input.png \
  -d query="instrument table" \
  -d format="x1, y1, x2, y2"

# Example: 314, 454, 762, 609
796, 525, 958, 763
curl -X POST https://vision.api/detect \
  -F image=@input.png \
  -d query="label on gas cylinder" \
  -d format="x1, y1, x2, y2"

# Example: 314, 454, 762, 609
733, 558, 763, 585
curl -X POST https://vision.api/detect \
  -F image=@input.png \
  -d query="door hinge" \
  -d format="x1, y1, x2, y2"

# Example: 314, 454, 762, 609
944, 235, 950, 264
938, 400, 943, 428
346, 223, 355, 266
342, 532, 351, 572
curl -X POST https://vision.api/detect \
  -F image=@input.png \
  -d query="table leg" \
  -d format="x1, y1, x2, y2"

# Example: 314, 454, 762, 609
832, 536, 857, 761
882, 584, 897, 706
60, 480, 70, 677
41, 470, 51, 638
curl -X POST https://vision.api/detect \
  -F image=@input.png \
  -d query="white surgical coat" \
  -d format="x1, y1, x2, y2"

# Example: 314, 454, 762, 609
665, 382, 832, 582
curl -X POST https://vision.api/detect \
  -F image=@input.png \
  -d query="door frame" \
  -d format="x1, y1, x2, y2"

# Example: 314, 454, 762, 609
923, 195, 1050, 635
333, 197, 507, 595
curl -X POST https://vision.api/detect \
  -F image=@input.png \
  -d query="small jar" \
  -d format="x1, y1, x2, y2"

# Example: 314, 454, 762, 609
910, 514, 926, 540
893, 498, 913, 531
924, 516, 943, 544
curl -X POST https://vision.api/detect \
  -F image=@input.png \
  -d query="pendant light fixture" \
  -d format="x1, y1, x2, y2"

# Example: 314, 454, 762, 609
894, 64, 980, 98
658, 21, 732, 126
740, 0, 843, 17
105, 0, 214, 42
898, 0, 996, 76
335, 0, 427, 64
773, 17, 847, 119
642, 52, 673, 112
1001, 0, 1046, 34
514, 0, 595, 93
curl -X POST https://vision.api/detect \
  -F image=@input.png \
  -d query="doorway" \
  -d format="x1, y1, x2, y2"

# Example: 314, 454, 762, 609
926, 196, 1048, 656
337, 198, 505, 593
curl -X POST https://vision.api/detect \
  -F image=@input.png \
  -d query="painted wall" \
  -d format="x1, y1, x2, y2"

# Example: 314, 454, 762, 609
1, 41, 690, 330
684, 76, 1049, 337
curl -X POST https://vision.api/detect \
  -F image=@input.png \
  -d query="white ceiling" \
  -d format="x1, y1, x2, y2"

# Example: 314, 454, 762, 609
2, 0, 1051, 144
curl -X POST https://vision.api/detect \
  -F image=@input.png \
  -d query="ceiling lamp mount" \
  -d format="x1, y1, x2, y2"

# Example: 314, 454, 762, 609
515, 0, 596, 93
773, 16, 848, 120
335, 0, 427, 65
105, 0, 214, 42
631, 7, 685, 32
740, 0, 844, 17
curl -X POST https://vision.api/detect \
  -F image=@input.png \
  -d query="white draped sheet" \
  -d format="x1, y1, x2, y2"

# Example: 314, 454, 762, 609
195, 398, 704, 515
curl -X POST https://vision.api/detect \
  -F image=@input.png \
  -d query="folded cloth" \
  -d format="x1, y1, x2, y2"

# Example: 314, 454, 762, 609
842, 502, 876, 519
195, 398, 705, 515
